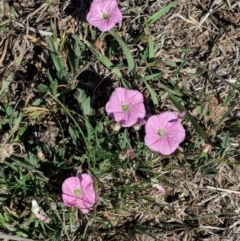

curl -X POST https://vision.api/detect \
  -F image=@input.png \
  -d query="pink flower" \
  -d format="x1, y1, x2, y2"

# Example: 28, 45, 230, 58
144, 111, 186, 155
62, 174, 98, 214
105, 87, 146, 127
86, 0, 122, 32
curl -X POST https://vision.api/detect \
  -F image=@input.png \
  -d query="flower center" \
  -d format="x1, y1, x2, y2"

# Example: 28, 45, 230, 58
158, 128, 166, 137
101, 12, 109, 20
121, 104, 130, 112
73, 188, 82, 197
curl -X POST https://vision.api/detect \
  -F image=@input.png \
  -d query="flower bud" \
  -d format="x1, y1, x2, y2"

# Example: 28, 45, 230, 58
119, 148, 135, 160
37, 150, 45, 161
110, 122, 121, 132
133, 119, 146, 131
202, 144, 212, 155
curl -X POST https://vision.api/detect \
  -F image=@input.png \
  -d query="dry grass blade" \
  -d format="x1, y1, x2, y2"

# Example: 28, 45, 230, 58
0, 232, 37, 241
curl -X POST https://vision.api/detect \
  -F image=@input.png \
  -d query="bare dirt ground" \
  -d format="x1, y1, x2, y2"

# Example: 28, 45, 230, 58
0, 0, 240, 240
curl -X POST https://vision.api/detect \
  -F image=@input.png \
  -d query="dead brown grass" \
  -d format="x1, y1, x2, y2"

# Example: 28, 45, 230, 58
1, 0, 240, 240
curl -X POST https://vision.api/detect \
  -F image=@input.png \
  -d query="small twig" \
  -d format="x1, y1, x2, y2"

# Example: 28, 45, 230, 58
199, 225, 226, 230
12, 20, 53, 36
82, 220, 92, 239
0, 38, 9, 66
205, 185, 240, 195
22, 3, 48, 24
197, 0, 223, 29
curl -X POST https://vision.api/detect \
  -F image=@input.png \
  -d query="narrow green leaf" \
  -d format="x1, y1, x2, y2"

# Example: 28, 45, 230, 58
145, 24, 154, 59
144, 81, 158, 107
77, 89, 95, 116
0, 72, 15, 97
146, 1, 177, 26
110, 29, 135, 72
139, 73, 161, 82
84, 38, 122, 78
166, 90, 210, 143
47, 37, 62, 72
68, 125, 77, 145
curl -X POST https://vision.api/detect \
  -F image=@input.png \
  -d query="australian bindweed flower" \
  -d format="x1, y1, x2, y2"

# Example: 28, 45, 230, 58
144, 111, 186, 155
105, 87, 146, 127
86, 0, 122, 32
62, 174, 98, 214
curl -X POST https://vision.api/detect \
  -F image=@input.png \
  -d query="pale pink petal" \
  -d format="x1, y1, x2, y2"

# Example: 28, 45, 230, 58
92, 19, 113, 32
62, 177, 79, 206
31, 200, 51, 224
76, 189, 98, 214
126, 89, 144, 105
113, 87, 127, 103
156, 112, 178, 129
145, 134, 183, 155
62, 177, 78, 194
145, 115, 161, 134
166, 125, 186, 143
131, 103, 146, 117
126, 148, 135, 159
105, 98, 121, 115
79, 174, 94, 189
108, 9, 122, 23
102, 0, 118, 12
62, 193, 78, 207
105, 88, 126, 114
159, 136, 181, 155
35, 212, 51, 224
144, 134, 164, 152
123, 104, 145, 127
155, 184, 166, 194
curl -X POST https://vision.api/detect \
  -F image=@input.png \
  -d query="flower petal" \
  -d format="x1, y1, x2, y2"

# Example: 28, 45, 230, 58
102, 0, 118, 12
62, 193, 77, 207
62, 177, 78, 195
35, 212, 51, 224
76, 189, 98, 214
157, 111, 179, 129
125, 89, 144, 105
145, 115, 161, 134
79, 174, 94, 189
144, 134, 163, 152
166, 124, 186, 144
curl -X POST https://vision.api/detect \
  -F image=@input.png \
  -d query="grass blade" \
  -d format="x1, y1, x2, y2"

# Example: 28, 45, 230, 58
146, 1, 177, 26
110, 29, 135, 73
167, 90, 211, 143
